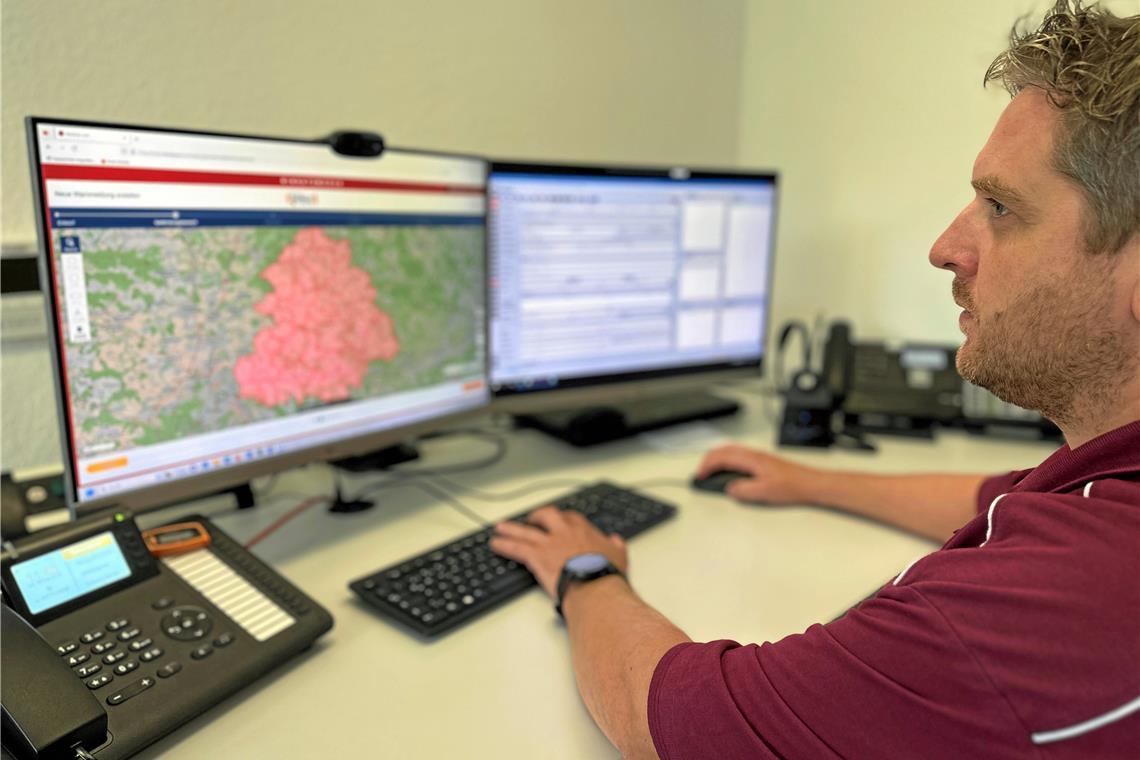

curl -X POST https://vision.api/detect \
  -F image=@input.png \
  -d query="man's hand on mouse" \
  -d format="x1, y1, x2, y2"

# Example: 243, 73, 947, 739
490, 506, 629, 598
698, 444, 819, 505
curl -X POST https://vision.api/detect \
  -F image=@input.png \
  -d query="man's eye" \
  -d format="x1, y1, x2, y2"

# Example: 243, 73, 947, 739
987, 198, 1010, 218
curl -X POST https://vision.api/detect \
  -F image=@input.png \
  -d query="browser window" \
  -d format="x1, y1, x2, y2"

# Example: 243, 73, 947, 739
32, 121, 488, 505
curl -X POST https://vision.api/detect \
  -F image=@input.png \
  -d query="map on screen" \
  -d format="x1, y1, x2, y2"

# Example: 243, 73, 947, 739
58, 224, 483, 457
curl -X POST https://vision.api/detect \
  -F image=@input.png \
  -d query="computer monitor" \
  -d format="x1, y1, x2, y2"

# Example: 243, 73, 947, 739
487, 161, 777, 442
27, 118, 489, 516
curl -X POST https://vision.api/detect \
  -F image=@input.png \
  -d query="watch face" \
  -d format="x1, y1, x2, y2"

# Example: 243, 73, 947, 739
566, 553, 610, 574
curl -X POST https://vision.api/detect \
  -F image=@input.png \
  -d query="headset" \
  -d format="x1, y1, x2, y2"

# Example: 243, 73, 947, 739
776, 320, 820, 395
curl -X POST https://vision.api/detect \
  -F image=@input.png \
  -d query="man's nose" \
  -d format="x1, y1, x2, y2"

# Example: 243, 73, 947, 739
929, 204, 979, 277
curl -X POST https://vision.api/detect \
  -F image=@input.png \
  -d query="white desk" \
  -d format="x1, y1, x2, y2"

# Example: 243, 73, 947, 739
131, 387, 1057, 759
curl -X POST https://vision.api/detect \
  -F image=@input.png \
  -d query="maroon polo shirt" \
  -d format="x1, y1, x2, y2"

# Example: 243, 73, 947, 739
648, 421, 1140, 759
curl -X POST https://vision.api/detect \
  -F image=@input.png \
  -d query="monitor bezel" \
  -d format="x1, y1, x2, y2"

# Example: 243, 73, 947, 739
26, 116, 491, 517
487, 159, 779, 403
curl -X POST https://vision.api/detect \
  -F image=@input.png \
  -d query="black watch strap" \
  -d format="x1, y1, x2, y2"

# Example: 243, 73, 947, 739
555, 557, 623, 619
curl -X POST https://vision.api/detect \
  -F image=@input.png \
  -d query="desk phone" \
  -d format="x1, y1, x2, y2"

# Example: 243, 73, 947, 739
1, 510, 333, 760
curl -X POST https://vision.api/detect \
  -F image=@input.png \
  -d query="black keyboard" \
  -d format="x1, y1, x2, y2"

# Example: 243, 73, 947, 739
348, 481, 677, 638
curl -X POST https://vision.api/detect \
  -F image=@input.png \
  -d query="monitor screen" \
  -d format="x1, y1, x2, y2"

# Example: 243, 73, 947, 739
28, 119, 488, 513
488, 163, 777, 396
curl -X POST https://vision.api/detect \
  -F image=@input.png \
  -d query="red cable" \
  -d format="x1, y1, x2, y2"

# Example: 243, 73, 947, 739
243, 495, 330, 549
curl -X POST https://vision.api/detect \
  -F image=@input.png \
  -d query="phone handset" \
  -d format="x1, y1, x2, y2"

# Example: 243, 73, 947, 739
1, 604, 108, 760
821, 320, 854, 407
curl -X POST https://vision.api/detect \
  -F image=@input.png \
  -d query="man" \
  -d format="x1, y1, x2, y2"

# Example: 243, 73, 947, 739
491, 1, 1140, 757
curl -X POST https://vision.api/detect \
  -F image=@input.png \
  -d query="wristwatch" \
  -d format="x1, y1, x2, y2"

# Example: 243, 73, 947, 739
555, 553, 623, 619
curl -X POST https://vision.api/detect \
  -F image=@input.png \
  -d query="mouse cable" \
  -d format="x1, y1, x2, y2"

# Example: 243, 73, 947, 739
385, 428, 509, 478
428, 474, 592, 502
624, 477, 693, 491
352, 475, 492, 529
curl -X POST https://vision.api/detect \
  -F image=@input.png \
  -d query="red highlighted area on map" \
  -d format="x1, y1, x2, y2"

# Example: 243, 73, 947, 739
235, 228, 399, 407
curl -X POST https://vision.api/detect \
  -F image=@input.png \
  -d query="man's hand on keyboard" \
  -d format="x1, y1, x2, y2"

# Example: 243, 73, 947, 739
490, 507, 628, 598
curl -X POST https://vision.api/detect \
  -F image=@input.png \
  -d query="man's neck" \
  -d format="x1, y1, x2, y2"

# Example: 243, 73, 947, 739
1059, 376, 1140, 450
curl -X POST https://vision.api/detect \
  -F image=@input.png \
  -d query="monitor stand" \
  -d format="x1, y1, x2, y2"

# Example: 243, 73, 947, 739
515, 390, 739, 447
326, 443, 422, 514
330, 443, 421, 473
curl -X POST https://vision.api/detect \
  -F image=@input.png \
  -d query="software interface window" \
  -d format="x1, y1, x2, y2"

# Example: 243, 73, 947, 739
32, 123, 488, 505
489, 171, 776, 391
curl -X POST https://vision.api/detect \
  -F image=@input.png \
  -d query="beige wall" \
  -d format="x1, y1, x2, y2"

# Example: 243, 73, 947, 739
1, 0, 745, 246
737, 0, 1136, 345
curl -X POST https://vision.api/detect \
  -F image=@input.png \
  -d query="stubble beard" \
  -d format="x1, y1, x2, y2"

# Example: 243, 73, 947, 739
952, 267, 1133, 429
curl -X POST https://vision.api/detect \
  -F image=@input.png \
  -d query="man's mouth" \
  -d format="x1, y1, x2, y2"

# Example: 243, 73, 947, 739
951, 279, 974, 315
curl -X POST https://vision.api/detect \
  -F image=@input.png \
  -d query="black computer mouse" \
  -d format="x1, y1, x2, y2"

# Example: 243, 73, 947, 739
690, 469, 752, 494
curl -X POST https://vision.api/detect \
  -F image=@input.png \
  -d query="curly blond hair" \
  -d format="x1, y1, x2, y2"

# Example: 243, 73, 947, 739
986, 0, 1140, 254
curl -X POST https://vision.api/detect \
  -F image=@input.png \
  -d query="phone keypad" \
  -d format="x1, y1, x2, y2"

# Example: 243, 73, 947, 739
57, 598, 230, 704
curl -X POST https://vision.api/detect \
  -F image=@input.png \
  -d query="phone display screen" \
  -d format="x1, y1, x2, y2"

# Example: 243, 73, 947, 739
10, 531, 132, 615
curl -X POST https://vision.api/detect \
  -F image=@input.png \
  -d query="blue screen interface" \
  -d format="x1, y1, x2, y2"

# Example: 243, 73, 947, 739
10, 531, 131, 615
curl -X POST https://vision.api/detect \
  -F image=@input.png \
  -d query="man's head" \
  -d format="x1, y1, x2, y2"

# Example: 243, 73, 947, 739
929, 1, 1140, 433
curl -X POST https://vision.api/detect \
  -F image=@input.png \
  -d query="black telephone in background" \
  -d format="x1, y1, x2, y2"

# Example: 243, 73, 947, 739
1, 511, 332, 760
824, 323, 963, 439
779, 320, 1058, 448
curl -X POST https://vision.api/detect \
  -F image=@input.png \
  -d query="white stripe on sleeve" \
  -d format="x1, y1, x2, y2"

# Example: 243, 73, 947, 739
1031, 695, 1140, 745
978, 493, 1008, 548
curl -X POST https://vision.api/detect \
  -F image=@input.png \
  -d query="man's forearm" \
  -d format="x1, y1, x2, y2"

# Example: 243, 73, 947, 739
805, 471, 987, 541
562, 575, 690, 759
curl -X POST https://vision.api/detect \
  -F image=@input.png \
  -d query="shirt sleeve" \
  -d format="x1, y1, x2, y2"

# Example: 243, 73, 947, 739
975, 469, 1032, 514
647, 584, 1032, 760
